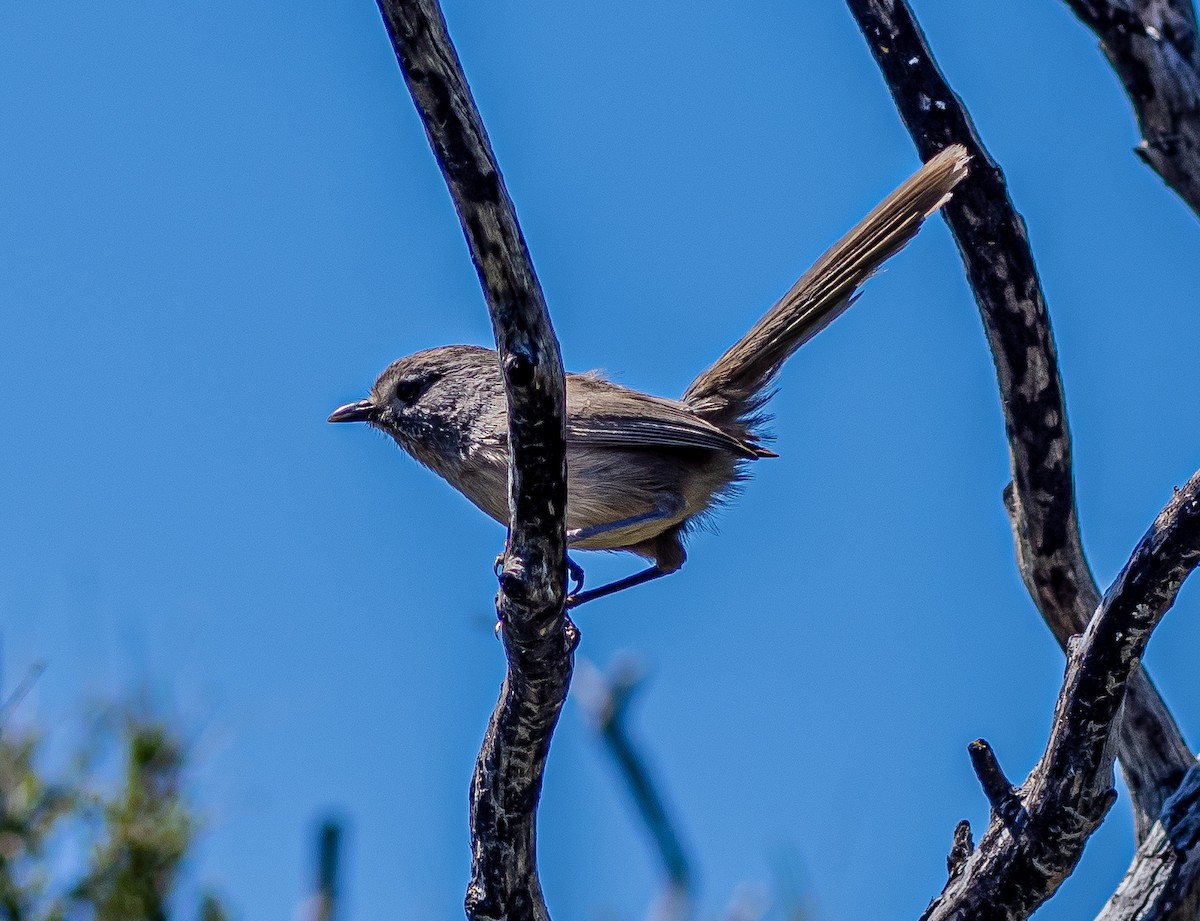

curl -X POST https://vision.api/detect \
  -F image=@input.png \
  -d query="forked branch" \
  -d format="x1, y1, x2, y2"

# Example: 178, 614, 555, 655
845, 3, 1200, 916
923, 469, 1200, 919
845, 0, 1193, 842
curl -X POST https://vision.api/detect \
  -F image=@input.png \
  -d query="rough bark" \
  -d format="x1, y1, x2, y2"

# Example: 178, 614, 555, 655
919, 469, 1200, 919
845, 0, 1194, 843
1097, 764, 1200, 920
1060, 0, 1200, 220
374, 3, 573, 920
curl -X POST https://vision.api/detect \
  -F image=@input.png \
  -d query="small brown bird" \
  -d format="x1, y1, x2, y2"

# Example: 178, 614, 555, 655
330, 146, 969, 606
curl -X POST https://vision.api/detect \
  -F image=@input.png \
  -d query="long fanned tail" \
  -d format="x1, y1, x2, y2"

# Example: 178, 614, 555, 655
682, 145, 969, 439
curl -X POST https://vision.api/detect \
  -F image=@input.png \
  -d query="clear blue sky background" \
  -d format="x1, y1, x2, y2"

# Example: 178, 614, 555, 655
3, 1, 1200, 918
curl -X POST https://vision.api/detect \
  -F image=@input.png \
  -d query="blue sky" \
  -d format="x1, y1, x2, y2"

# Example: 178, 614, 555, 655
3, 1, 1200, 918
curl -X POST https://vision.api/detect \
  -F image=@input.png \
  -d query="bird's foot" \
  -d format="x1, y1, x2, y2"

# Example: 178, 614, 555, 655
567, 555, 585, 595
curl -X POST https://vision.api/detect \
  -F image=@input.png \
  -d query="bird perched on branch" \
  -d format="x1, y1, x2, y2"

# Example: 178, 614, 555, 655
330, 146, 969, 606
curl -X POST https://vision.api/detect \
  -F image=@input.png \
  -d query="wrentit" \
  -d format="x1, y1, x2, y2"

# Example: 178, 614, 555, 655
330, 146, 969, 606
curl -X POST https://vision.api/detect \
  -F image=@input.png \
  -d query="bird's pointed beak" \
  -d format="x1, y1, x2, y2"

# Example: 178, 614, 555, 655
327, 399, 377, 424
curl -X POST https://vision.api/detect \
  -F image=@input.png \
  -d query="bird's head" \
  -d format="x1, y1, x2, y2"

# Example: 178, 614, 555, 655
328, 344, 504, 465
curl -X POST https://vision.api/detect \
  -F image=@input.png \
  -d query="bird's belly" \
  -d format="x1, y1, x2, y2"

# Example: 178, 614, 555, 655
433, 443, 739, 553
565, 445, 735, 550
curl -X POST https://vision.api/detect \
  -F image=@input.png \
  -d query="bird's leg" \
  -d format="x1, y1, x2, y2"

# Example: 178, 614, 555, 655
563, 497, 684, 608
566, 555, 585, 594
566, 495, 684, 544
565, 566, 671, 608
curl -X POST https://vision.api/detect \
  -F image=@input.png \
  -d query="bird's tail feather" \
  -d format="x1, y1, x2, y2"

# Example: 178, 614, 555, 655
682, 145, 969, 439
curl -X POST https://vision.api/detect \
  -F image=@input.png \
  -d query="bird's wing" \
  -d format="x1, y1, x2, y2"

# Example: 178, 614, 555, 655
565, 373, 770, 458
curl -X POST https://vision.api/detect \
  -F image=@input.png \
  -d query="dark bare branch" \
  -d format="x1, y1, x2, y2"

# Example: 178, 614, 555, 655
1097, 763, 1200, 920
307, 819, 342, 921
373, 3, 572, 919
947, 821, 975, 878
1060, 0, 1200, 219
577, 658, 694, 921
967, 740, 1022, 826
919, 469, 1200, 919
845, 0, 1194, 843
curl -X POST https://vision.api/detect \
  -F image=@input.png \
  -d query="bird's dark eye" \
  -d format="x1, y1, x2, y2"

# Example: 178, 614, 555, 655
394, 377, 424, 404
389, 370, 440, 407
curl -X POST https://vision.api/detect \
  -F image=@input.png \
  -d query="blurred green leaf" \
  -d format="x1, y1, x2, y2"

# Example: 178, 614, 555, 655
0, 693, 225, 921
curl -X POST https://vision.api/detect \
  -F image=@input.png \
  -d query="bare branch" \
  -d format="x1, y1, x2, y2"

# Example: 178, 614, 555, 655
0, 660, 46, 731
576, 659, 694, 921
919, 469, 1200, 919
845, 0, 1194, 842
1097, 763, 1200, 920
307, 819, 342, 921
967, 740, 1022, 827
1060, 0, 1200, 219
946, 821, 975, 878
373, 3, 572, 919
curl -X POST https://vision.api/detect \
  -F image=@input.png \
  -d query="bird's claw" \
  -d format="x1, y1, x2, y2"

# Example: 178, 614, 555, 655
567, 555, 585, 595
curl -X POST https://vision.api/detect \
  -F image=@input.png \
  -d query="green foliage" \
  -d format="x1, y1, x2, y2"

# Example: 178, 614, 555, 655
0, 734, 76, 920
0, 707, 223, 921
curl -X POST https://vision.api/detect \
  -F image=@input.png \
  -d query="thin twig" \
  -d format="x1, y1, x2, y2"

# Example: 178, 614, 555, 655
309, 819, 342, 921
373, 3, 572, 920
576, 659, 694, 921
1059, 0, 1200, 220
845, 0, 1194, 843
917, 469, 1200, 919
0, 660, 47, 731
967, 740, 1022, 827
